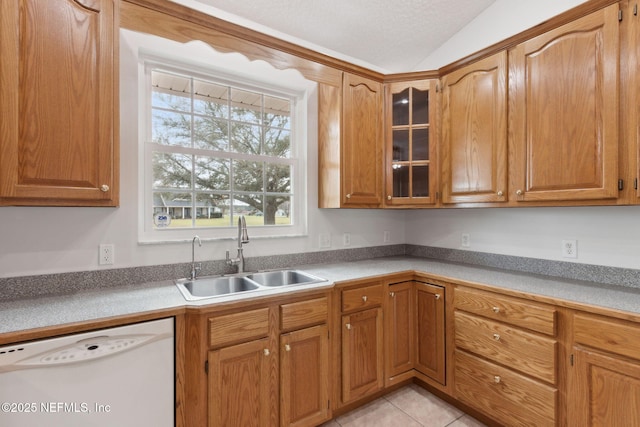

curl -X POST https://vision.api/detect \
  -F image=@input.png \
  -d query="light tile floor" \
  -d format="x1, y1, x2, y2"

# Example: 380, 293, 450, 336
321, 384, 487, 427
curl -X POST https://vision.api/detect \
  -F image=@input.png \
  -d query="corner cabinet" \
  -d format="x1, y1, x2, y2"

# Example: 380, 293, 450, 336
440, 52, 508, 205
0, 0, 119, 206
384, 80, 438, 206
318, 73, 384, 208
508, 4, 620, 203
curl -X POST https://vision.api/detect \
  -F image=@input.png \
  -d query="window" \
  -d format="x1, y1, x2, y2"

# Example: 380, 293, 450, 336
139, 56, 308, 242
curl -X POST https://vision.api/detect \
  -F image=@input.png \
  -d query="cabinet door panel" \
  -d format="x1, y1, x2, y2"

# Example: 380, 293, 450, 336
415, 282, 446, 384
386, 282, 415, 381
509, 5, 619, 202
571, 347, 640, 426
342, 73, 383, 207
441, 52, 507, 204
209, 338, 274, 427
341, 307, 384, 403
281, 325, 330, 427
0, 0, 118, 205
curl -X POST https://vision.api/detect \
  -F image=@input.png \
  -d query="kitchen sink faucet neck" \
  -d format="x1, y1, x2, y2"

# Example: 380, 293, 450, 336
226, 216, 249, 273
190, 235, 202, 280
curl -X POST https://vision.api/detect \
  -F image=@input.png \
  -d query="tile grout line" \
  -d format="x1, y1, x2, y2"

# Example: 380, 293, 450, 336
382, 394, 427, 427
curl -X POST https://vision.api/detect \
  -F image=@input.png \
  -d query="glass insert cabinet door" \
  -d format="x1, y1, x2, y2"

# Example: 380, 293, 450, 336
385, 79, 437, 205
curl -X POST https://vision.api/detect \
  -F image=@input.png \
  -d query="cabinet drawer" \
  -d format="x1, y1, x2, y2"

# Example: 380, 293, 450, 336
455, 350, 557, 427
342, 284, 383, 312
574, 313, 640, 361
455, 287, 556, 335
209, 307, 270, 348
280, 297, 328, 331
455, 311, 557, 384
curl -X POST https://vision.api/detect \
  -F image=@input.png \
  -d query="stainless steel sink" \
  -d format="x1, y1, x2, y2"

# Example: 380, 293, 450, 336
247, 270, 325, 287
176, 276, 260, 300
175, 269, 327, 301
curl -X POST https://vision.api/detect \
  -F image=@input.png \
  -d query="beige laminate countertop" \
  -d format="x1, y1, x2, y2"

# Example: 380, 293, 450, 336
1, 256, 640, 343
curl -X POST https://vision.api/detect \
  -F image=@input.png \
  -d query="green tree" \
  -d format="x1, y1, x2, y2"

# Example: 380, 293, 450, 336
152, 91, 291, 225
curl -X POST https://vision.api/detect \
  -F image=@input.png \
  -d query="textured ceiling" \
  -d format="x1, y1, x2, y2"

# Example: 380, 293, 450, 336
175, 0, 497, 73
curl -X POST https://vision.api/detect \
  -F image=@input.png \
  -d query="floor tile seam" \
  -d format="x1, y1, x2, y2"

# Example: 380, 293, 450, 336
382, 394, 427, 426
443, 413, 470, 427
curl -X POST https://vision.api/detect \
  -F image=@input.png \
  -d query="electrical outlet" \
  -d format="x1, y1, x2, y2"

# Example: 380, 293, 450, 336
383, 231, 390, 243
319, 233, 331, 249
461, 233, 471, 248
562, 239, 577, 258
343, 233, 351, 246
99, 244, 114, 265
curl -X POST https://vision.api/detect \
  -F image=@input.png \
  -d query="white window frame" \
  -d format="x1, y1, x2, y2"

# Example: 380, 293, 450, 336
137, 52, 309, 243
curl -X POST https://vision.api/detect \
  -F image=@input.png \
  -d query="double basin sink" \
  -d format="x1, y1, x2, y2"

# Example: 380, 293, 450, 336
175, 269, 328, 301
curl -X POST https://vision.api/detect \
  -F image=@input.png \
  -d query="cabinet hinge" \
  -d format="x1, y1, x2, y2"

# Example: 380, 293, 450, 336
205, 360, 209, 374
570, 354, 574, 366
618, 179, 624, 191
634, 4, 638, 16
436, 191, 439, 200
619, 9, 624, 21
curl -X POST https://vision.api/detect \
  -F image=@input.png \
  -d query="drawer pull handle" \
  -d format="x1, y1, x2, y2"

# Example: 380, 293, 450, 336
494, 375, 501, 384
345, 323, 352, 330
492, 306, 500, 313
362, 296, 368, 302
390, 292, 395, 297
435, 294, 441, 300
284, 344, 291, 352
263, 349, 270, 356
493, 333, 501, 341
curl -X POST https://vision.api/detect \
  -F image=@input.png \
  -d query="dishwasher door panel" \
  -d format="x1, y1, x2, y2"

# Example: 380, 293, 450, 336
0, 318, 174, 427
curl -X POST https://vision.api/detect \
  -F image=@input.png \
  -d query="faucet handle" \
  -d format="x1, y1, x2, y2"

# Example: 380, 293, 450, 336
226, 250, 238, 266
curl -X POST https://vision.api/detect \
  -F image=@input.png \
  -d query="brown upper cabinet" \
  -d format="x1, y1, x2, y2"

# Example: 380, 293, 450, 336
384, 80, 438, 207
0, 0, 119, 207
508, 4, 620, 203
440, 52, 508, 205
318, 73, 384, 208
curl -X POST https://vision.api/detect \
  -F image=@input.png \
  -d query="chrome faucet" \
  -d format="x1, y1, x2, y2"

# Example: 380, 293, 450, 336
226, 216, 249, 272
190, 235, 202, 280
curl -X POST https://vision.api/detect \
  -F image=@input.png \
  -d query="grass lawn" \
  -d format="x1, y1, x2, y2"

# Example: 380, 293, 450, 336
168, 215, 290, 227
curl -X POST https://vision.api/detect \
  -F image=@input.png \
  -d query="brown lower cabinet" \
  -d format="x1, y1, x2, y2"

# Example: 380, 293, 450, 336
570, 312, 640, 426
184, 291, 332, 427
182, 274, 640, 427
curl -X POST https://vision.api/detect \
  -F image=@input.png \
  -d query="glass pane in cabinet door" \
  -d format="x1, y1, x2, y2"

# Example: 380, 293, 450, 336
393, 129, 409, 161
393, 165, 409, 197
412, 88, 429, 125
392, 88, 410, 126
412, 166, 429, 197
412, 128, 429, 160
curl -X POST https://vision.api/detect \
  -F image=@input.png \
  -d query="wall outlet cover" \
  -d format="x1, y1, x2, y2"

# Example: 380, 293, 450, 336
562, 239, 578, 258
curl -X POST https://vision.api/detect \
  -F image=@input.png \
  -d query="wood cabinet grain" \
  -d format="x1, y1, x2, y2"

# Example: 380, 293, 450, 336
0, 0, 118, 206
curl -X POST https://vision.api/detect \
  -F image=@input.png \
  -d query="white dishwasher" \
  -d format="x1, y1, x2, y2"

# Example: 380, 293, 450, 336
0, 317, 174, 427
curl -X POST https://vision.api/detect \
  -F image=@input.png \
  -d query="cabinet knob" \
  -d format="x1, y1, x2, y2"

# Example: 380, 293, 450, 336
435, 294, 441, 300
387, 195, 392, 200
390, 292, 395, 297
100, 185, 110, 192
493, 333, 501, 341
284, 344, 291, 352
345, 323, 352, 330
494, 375, 501, 384
346, 193, 351, 199
497, 190, 503, 197
492, 306, 500, 313
516, 189, 523, 196
362, 295, 368, 302
263, 349, 270, 356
